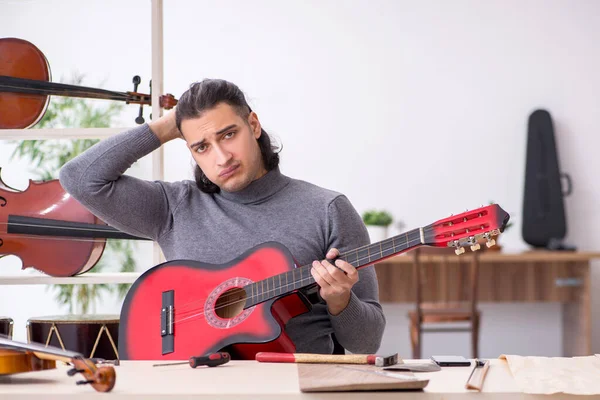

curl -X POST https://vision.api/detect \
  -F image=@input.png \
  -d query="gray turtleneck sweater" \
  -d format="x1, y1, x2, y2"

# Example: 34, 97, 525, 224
59, 124, 386, 354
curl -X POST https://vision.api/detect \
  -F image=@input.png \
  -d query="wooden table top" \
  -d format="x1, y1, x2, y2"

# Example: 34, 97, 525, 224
0, 359, 586, 399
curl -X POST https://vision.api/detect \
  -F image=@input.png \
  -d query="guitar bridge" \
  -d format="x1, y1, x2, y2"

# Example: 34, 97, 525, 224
161, 290, 174, 355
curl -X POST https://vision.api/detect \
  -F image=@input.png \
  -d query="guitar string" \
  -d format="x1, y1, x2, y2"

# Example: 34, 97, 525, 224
172, 221, 489, 320
171, 237, 426, 324
170, 232, 427, 316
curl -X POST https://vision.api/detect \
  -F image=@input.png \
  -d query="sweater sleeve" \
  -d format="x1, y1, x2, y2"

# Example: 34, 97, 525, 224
326, 195, 386, 354
58, 124, 176, 241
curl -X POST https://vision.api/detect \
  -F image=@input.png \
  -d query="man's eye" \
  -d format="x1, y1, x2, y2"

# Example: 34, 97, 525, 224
224, 131, 235, 139
196, 145, 207, 153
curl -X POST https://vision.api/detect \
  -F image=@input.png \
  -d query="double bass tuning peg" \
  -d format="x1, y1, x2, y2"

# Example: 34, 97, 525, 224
132, 76, 145, 124
133, 76, 145, 124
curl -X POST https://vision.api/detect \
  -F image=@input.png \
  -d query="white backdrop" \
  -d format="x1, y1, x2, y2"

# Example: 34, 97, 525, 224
1, 0, 599, 357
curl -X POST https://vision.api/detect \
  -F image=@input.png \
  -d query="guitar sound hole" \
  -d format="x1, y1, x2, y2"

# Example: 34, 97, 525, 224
214, 288, 247, 319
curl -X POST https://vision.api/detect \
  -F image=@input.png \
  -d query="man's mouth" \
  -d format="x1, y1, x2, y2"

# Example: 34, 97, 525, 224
219, 164, 239, 178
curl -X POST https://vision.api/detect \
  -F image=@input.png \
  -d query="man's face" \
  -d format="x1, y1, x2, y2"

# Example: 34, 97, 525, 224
181, 103, 267, 192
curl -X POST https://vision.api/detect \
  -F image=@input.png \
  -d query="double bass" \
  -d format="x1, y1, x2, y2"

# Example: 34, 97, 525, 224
0, 169, 149, 277
0, 37, 177, 129
0, 37, 159, 276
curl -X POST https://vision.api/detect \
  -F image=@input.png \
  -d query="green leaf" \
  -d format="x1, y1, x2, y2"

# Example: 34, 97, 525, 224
10, 72, 135, 314
362, 210, 393, 226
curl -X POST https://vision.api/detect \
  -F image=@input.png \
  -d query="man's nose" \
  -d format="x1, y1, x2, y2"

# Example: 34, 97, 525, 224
215, 145, 232, 165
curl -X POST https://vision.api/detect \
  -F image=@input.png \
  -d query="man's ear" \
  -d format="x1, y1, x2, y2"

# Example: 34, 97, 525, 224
248, 112, 262, 139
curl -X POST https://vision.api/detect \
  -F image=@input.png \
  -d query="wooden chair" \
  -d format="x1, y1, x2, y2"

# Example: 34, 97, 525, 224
408, 246, 481, 359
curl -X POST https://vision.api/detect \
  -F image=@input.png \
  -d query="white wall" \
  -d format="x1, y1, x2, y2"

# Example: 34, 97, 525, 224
1, 0, 599, 357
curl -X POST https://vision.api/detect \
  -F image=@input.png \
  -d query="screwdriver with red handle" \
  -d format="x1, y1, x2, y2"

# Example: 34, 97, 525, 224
153, 352, 230, 368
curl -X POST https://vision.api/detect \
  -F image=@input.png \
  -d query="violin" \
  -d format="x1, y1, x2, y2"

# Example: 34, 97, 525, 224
0, 336, 116, 392
0, 169, 149, 277
0, 37, 178, 129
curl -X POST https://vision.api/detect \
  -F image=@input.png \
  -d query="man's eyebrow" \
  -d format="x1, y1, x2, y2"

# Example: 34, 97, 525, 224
190, 124, 237, 148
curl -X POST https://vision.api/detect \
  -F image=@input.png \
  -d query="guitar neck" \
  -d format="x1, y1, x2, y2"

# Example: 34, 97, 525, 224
244, 228, 423, 308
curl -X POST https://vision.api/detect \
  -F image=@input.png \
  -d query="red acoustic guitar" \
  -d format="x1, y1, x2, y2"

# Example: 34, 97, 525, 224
118, 204, 509, 360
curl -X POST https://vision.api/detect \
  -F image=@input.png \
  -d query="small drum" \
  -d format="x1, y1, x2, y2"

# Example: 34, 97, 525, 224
27, 314, 120, 361
0, 317, 13, 339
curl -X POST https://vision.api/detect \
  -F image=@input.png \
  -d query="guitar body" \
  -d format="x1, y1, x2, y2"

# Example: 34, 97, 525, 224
119, 204, 511, 360
119, 242, 311, 360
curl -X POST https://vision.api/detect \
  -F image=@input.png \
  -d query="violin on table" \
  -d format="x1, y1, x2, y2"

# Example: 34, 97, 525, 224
0, 336, 116, 392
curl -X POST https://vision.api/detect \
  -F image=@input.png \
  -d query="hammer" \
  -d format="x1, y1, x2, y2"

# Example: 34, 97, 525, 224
255, 352, 399, 367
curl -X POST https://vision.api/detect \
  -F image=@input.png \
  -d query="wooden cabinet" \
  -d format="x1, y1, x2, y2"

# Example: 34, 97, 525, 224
374, 251, 599, 356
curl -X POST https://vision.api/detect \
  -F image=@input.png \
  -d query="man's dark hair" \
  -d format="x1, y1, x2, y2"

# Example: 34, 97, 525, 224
175, 79, 280, 193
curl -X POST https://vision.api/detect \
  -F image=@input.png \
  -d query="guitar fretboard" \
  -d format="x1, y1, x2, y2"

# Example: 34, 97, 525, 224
243, 228, 422, 308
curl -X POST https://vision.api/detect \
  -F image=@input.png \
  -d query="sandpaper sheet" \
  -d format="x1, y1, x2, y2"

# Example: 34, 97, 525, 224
499, 354, 600, 395
298, 364, 429, 392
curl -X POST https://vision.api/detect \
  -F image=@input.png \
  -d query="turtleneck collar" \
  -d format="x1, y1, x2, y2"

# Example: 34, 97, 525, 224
216, 167, 290, 205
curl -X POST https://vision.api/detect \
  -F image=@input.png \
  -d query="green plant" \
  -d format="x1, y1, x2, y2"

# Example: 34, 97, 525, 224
10, 72, 136, 314
362, 210, 393, 227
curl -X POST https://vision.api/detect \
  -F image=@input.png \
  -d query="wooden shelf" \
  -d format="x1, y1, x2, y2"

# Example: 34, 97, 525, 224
0, 272, 141, 285
379, 251, 600, 264
0, 127, 133, 140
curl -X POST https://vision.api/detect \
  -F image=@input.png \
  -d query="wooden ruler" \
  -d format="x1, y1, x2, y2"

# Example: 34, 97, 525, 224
465, 359, 490, 391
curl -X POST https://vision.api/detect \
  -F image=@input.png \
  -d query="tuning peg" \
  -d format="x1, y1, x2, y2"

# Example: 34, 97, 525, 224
67, 368, 84, 377
135, 105, 145, 124
470, 243, 481, 251
455, 246, 465, 255
132, 75, 141, 92
76, 379, 94, 385
486, 238, 496, 248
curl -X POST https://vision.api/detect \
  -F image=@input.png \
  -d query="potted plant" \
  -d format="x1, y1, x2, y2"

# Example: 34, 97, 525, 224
362, 210, 393, 243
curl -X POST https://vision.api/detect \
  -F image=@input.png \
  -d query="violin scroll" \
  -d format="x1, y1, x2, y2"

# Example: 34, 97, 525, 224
159, 93, 178, 109
70, 357, 116, 393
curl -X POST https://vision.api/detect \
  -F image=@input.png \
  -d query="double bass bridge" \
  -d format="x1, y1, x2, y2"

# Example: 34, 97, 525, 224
160, 290, 174, 355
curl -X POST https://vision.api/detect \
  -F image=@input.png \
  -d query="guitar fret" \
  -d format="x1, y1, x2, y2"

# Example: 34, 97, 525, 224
244, 228, 425, 308
278, 274, 282, 296
265, 277, 269, 296
382, 245, 395, 257
357, 248, 369, 265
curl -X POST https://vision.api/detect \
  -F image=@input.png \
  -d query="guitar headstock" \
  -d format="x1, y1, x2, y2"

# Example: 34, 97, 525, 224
422, 204, 510, 255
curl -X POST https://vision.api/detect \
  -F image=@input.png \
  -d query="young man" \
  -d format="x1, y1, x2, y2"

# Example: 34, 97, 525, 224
59, 79, 385, 355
